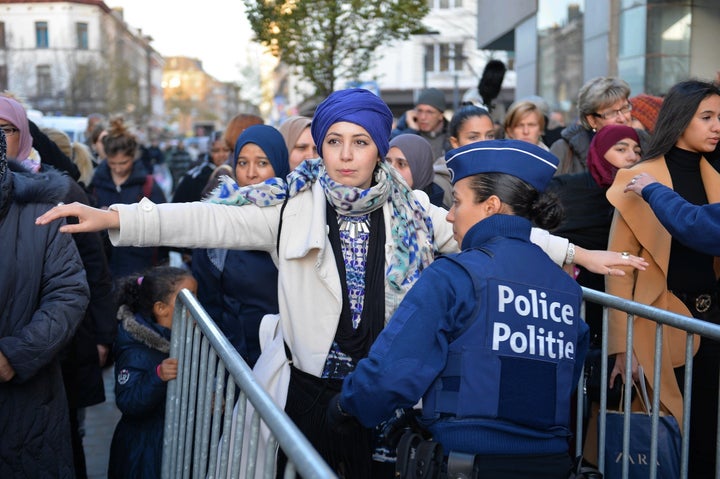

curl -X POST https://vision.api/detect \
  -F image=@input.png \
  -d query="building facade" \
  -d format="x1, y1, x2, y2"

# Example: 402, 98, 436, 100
477, 0, 720, 119
162, 56, 245, 137
368, 0, 514, 117
0, 0, 165, 128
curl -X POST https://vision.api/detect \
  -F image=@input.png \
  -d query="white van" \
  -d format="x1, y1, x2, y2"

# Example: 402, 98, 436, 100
36, 116, 88, 144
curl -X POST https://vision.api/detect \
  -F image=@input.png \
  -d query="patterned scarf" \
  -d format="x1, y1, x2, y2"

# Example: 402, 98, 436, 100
206, 158, 435, 292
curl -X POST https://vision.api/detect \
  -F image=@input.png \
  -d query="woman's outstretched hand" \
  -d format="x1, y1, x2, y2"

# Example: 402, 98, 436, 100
574, 247, 648, 276
36, 202, 120, 233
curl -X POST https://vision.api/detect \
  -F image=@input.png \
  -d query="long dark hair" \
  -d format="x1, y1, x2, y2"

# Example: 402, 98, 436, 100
643, 80, 720, 160
449, 105, 492, 139
117, 266, 192, 320
467, 172, 564, 230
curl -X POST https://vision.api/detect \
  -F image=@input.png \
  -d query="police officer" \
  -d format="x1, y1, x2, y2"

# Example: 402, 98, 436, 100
329, 139, 590, 478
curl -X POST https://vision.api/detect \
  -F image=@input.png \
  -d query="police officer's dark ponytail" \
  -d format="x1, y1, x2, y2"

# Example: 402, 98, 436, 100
528, 191, 564, 231
116, 266, 192, 321
468, 173, 564, 230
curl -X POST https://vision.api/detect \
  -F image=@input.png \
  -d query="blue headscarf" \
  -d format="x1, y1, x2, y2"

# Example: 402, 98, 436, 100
231, 124, 289, 179
311, 88, 393, 160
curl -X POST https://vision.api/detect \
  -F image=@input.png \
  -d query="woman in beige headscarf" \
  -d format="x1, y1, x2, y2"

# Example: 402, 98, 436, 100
278, 116, 317, 170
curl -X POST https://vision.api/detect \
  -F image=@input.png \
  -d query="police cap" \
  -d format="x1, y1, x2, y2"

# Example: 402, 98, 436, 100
445, 139, 559, 192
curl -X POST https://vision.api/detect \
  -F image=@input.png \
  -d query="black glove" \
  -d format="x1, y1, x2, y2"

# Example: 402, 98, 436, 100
378, 408, 430, 451
326, 393, 357, 435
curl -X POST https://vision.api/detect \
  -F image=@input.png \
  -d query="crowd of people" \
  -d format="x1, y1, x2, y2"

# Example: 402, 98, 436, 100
1, 70, 718, 479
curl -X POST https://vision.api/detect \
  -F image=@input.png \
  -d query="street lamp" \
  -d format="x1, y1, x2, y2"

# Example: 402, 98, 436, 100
413, 30, 440, 89
442, 53, 468, 110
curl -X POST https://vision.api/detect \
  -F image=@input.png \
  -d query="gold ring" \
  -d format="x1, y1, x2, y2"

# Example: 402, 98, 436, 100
621, 252, 630, 259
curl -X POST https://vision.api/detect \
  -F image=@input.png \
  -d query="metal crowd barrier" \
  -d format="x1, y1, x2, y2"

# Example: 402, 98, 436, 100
578, 287, 720, 479
160, 286, 720, 479
161, 289, 337, 479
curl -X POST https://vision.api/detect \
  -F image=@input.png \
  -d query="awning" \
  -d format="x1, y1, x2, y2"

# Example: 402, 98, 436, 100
476, 0, 536, 50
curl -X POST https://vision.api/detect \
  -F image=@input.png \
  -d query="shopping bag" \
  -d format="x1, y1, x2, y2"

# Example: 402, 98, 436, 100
603, 367, 681, 479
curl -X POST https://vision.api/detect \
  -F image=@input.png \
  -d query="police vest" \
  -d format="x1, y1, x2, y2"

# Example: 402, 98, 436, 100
421, 239, 584, 437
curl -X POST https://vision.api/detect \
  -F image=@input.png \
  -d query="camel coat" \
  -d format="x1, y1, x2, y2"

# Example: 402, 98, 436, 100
605, 156, 720, 427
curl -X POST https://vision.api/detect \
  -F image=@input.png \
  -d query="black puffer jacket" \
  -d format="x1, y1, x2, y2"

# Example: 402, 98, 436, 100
0, 166, 90, 478
549, 123, 594, 175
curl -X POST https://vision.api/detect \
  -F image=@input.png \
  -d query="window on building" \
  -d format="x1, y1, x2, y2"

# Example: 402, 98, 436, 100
75, 64, 91, 94
37, 65, 52, 97
428, 0, 462, 8
537, 0, 585, 113
36, 21, 49, 48
0, 22, 6, 49
425, 43, 465, 73
76, 22, 88, 50
0, 66, 7, 92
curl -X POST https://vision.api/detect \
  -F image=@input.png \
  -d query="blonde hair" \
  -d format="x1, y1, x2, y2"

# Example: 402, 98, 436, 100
43, 127, 96, 185
503, 100, 546, 135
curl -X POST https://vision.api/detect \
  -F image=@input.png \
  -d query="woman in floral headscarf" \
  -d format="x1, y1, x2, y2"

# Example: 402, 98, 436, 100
43, 89, 456, 476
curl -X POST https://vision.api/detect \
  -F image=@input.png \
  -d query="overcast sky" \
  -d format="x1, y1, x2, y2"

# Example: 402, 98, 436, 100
108, 0, 254, 83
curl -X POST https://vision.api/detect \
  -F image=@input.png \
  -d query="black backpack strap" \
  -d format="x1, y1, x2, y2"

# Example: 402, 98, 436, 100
277, 195, 291, 363
141, 174, 154, 200
276, 195, 289, 257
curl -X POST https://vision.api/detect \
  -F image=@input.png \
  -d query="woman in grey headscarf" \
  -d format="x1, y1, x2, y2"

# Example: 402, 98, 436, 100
386, 133, 446, 207
278, 116, 317, 170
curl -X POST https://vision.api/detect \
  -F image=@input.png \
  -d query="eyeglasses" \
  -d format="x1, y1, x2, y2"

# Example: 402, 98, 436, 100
592, 104, 632, 120
0, 125, 20, 137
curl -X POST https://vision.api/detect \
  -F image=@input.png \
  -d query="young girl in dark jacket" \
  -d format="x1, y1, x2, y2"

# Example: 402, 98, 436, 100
108, 266, 197, 479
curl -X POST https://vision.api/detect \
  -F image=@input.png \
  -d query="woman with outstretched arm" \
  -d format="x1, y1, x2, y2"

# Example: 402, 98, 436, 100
625, 171, 720, 255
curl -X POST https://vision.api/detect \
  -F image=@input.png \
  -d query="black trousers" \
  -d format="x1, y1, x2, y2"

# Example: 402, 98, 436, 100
276, 366, 378, 479
673, 291, 720, 479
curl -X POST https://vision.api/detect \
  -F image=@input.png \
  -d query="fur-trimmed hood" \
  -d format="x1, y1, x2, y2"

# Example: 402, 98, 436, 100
117, 304, 170, 354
